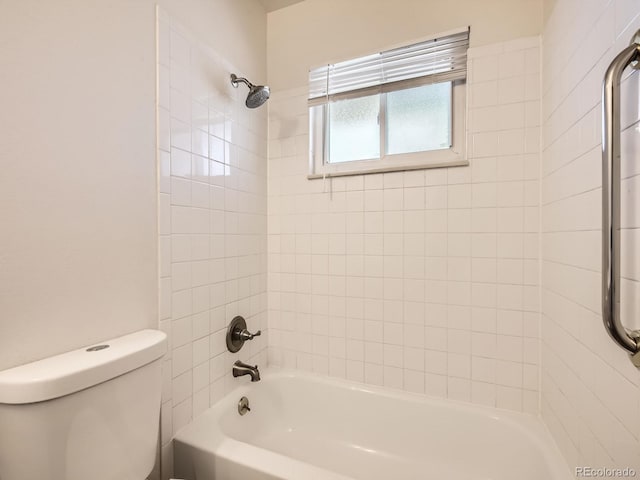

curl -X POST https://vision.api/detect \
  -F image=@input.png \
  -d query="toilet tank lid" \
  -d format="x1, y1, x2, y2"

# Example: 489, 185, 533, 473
0, 329, 167, 404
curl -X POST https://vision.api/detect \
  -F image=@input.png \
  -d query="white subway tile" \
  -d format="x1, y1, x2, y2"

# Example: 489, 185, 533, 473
264, 37, 543, 420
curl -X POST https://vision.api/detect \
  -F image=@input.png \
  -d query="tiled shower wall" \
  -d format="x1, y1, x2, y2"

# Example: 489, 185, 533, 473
156, 10, 267, 476
541, 0, 640, 472
267, 37, 541, 413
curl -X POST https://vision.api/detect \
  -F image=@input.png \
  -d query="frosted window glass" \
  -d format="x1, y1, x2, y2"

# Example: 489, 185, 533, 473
386, 82, 452, 155
328, 95, 380, 163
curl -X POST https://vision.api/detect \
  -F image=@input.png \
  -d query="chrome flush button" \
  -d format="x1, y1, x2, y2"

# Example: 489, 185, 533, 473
86, 345, 110, 352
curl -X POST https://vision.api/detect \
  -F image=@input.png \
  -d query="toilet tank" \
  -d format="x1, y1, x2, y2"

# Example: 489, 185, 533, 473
0, 329, 167, 480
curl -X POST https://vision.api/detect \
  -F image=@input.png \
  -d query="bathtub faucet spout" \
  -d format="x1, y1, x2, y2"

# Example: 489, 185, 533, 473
232, 360, 261, 382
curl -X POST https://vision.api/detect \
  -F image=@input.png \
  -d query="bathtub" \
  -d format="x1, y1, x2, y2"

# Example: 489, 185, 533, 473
173, 369, 572, 480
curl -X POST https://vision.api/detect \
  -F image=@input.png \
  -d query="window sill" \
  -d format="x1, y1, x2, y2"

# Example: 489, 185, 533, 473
306, 157, 469, 179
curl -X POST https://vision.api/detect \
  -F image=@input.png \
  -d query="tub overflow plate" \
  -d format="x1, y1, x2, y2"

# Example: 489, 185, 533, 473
238, 396, 251, 416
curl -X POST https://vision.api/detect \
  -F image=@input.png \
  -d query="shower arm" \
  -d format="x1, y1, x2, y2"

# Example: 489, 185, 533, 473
602, 29, 640, 367
230, 74, 253, 89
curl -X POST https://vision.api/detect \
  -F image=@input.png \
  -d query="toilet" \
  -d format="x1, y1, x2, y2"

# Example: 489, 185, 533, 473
0, 329, 167, 480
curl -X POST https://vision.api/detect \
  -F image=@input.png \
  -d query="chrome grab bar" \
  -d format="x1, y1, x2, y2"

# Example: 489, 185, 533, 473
602, 29, 640, 367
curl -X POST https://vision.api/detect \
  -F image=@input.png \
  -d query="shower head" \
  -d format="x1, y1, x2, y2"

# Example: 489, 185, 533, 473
230, 73, 270, 108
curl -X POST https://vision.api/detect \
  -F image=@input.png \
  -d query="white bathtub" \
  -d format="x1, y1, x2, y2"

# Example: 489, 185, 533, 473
173, 369, 572, 480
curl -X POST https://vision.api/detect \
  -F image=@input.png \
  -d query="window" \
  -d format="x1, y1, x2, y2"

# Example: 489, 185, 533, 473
308, 28, 469, 178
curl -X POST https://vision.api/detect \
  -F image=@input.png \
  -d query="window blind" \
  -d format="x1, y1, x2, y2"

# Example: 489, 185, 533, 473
308, 27, 469, 106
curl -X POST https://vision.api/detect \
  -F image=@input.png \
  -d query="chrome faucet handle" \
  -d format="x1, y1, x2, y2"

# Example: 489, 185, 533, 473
238, 329, 261, 341
226, 316, 261, 353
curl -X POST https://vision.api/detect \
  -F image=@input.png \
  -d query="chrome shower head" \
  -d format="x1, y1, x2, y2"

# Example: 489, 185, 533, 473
230, 73, 270, 108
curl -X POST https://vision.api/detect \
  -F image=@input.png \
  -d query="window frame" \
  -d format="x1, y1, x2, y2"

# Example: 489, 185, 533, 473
307, 28, 470, 179
309, 78, 467, 178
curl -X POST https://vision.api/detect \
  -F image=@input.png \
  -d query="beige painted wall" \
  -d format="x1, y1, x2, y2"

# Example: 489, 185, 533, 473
543, 0, 557, 24
0, 0, 266, 371
267, 0, 543, 91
